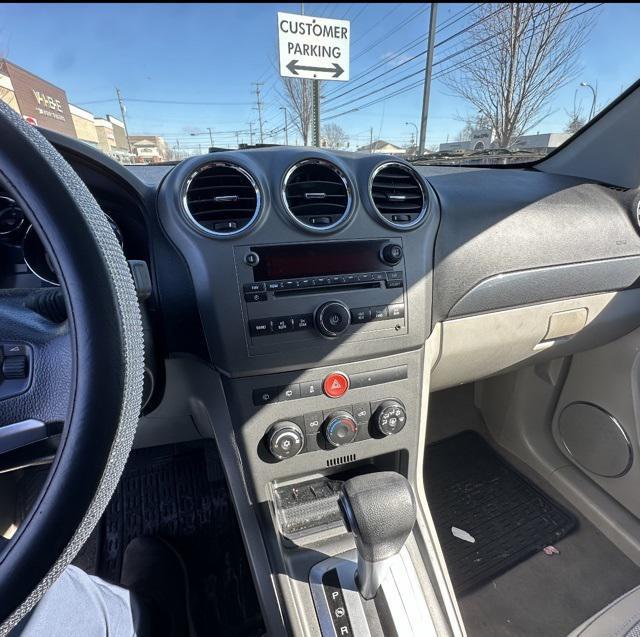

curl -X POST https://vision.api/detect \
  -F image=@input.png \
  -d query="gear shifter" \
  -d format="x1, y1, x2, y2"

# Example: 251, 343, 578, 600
339, 471, 417, 599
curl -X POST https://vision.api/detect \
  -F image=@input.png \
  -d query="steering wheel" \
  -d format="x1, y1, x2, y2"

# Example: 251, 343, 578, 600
0, 104, 144, 634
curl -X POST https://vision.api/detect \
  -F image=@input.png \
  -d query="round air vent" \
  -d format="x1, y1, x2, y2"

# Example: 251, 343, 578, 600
369, 162, 428, 229
182, 162, 261, 237
282, 159, 352, 232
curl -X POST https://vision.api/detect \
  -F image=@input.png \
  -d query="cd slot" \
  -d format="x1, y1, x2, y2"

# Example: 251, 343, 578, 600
275, 282, 381, 297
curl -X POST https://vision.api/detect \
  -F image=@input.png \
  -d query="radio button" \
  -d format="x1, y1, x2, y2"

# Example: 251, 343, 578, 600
244, 282, 265, 293
371, 272, 386, 281
345, 274, 357, 284
314, 276, 329, 287
249, 319, 271, 336
316, 301, 351, 337
330, 275, 346, 285
267, 281, 283, 291
294, 314, 314, 330
372, 306, 389, 321
245, 252, 260, 266
299, 278, 313, 288
386, 279, 404, 289
387, 271, 403, 281
323, 372, 350, 398
388, 304, 405, 319
282, 280, 299, 290
351, 307, 372, 324
357, 273, 373, 282
300, 380, 322, 397
245, 292, 267, 303
352, 402, 371, 424
271, 317, 294, 333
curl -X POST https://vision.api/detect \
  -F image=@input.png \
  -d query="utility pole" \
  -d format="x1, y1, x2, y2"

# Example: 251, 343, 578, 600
235, 131, 240, 148
418, 3, 438, 156
253, 83, 265, 144
280, 107, 289, 145
249, 122, 254, 145
206, 127, 214, 147
115, 87, 133, 155
369, 127, 373, 153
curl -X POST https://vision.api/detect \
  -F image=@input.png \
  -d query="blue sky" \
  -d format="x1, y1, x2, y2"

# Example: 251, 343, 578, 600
0, 3, 638, 152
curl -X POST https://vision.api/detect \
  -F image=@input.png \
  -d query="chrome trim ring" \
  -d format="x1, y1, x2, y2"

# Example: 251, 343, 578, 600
281, 158, 353, 233
368, 161, 429, 230
181, 161, 262, 238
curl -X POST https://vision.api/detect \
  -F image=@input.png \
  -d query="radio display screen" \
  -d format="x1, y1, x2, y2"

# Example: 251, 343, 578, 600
251, 240, 391, 281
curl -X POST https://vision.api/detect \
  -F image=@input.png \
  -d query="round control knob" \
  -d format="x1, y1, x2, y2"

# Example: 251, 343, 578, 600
267, 421, 304, 460
374, 400, 407, 436
381, 243, 403, 265
315, 301, 351, 337
324, 411, 358, 448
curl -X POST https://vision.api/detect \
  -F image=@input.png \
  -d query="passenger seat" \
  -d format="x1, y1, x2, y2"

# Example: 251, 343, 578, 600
568, 586, 640, 636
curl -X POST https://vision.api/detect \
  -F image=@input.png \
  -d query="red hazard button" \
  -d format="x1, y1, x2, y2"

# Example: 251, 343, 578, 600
323, 372, 350, 398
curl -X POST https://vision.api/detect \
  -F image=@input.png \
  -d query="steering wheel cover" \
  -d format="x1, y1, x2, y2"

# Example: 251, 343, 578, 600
0, 104, 144, 634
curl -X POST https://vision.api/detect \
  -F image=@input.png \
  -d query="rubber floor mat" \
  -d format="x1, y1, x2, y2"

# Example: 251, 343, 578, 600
425, 431, 577, 595
97, 441, 264, 637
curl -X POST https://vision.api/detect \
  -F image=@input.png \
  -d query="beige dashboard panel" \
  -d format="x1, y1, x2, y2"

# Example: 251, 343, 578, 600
430, 291, 640, 391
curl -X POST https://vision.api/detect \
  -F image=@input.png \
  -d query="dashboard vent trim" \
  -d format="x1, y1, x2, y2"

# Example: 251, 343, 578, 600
282, 158, 352, 232
327, 453, 356, 468
369, 161, 428, 230
182, 161, 261, 237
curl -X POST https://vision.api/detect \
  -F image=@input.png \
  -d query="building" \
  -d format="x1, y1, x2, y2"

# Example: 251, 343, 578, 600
511, 132, 570, 153
129, 135, 169, 163
357, 140, 405, 155
107, 115, 129, 152
0, 59, 77, 138
70, 104, 99, 148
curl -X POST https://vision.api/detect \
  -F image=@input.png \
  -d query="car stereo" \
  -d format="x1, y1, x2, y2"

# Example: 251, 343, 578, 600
234, 239, 407, 351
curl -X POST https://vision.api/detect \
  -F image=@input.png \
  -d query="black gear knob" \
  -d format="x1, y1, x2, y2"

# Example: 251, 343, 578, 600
339, 472, 416, 599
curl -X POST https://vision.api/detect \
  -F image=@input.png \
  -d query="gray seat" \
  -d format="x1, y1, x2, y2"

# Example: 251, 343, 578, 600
569, 586, 640, 636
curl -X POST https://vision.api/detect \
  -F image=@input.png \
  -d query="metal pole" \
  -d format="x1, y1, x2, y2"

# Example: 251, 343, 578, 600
115, 87, 133, 155
418, 3, 438, 156
253, 83, 265, 144
249, 122, 254, 145
580, 82, 597, 120
207, 127, 214, 147
280, 107, 289, 145
312, 80, 320, 147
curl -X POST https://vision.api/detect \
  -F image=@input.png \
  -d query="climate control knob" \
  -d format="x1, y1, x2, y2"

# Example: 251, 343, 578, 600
315, 301, 351, 337
267, 421, 304, 460
374, 400, 407, 436
324, 411, 358, 448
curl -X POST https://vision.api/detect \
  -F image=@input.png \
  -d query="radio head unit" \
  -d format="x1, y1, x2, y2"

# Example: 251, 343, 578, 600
234, 239, 407, 353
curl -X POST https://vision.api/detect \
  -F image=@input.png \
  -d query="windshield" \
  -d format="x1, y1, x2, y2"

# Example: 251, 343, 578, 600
0, 3, 637, 166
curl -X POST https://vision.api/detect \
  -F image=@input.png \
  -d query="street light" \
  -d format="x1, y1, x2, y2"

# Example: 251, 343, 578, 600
579, 82, 597, 120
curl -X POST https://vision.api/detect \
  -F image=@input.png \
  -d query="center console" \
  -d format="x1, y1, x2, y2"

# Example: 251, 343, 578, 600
158, 148, 458, 636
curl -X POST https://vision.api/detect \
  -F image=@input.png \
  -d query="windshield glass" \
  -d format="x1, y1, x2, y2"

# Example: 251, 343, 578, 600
0, 3, 637, 166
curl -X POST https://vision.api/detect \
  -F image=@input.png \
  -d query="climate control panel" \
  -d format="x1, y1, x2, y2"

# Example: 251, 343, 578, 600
264, 398, 407, 461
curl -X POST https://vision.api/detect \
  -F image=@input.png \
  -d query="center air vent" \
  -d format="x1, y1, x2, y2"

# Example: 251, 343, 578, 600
183, 162, 260, 237
282, 159, 352, 231
370, 162, 428, 229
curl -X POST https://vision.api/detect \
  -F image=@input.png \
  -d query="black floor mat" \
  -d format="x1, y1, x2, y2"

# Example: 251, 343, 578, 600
425, 431, 577, 595
97, 441, 264, 637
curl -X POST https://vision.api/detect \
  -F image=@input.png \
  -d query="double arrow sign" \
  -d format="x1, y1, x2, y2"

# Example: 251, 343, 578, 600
286, 59, 345, 79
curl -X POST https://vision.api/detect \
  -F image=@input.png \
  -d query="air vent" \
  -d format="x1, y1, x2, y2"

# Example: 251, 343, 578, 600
370, 162, 428, 229
327, 453, 356, 468
282, 159, 352, 231
183, 162, 260, 237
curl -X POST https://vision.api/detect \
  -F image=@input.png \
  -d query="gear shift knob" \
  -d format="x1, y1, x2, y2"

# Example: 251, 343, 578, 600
339, 472, 416, 599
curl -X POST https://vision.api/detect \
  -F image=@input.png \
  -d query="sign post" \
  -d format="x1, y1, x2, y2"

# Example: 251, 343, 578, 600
277, 12, 350, 147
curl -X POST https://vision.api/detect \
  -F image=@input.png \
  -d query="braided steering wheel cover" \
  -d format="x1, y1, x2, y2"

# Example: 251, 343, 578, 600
0, 103, 144, 635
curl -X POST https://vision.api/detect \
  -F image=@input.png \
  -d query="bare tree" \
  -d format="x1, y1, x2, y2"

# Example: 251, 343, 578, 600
443, 4, 595, 147
564, 94, 586, 134
322, 122, 349, 149
281, 77, 313, 145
